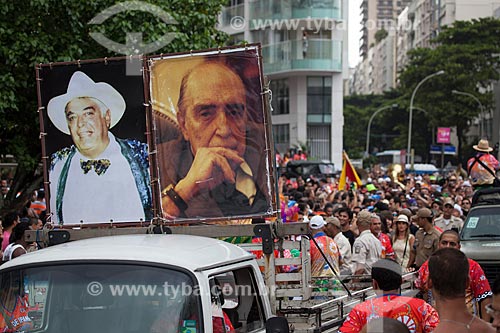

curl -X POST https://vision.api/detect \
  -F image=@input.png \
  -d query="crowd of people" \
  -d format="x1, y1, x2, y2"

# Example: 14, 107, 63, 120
0, 139, 500, 332
284, 174, 499, 332
0, 188, 45, 263
274, 139, 500, 332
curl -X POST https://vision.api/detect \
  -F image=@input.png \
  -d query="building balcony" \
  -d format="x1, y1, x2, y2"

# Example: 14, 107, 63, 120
261, 39, 342, 74
248, 0, 342, 25
219, 4, 245, 28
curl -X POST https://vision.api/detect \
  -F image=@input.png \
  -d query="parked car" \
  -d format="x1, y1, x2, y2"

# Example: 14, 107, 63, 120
460, 204, 500, 285
281, 160, 336, 180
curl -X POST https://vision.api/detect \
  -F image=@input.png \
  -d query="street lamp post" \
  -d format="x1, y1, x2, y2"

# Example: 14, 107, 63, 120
365, 104, 398, 157
407, 70, 445, 164
452, 89, 485, 138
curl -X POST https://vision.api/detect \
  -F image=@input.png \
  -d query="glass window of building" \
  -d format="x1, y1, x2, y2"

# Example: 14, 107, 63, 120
270, 79, 289, 115
307, 77, 332, 123
226, 0, 243, 5
227, 33, 245, 46
273, 124, 290, 153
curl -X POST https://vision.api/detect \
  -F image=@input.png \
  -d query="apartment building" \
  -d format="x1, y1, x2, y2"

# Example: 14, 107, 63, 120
219, 0, 349, 168
404, 0, 500, 63
360, 0, 412, 58
353, 0, 500, 94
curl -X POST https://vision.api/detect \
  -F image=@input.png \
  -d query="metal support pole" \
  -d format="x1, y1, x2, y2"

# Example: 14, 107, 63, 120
452, 90, 485, 138
365, 104, 398, 157
407, 70, 445, 164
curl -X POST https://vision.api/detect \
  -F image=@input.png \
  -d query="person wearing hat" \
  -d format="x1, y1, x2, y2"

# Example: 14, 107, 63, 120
48, 71, 152, 224
399, 207, 419, 236
308, 215, 340, 277
339, 258, 439, 333
407, 208, 441, 270
351, 210, 382, 277
324, 216, 352, 275
434, 197, 463, 232
467, 139, 500, 189
391, 214, 415, 268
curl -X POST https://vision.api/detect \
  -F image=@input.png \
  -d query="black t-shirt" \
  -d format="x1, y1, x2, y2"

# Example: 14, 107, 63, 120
410, 224, 419, 236
342, 230, 356, 248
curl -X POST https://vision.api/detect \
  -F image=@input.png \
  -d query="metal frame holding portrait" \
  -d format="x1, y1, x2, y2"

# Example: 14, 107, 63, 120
148, 45, 277, 223
36, 57, 153, 227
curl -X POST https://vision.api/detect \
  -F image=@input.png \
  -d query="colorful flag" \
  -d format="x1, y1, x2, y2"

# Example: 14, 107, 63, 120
338, 151, 362, 190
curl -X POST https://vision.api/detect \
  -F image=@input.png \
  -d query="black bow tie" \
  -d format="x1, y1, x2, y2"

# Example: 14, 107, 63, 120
80, 159, 111, 175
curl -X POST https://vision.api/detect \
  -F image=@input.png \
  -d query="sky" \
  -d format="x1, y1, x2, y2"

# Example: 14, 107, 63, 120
348, 0, 362, 68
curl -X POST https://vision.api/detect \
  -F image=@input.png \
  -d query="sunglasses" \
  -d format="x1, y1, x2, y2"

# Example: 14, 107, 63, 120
485, 304, 500, 319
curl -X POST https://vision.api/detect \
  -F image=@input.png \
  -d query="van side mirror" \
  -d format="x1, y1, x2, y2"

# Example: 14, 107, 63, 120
266, 317, 289, 333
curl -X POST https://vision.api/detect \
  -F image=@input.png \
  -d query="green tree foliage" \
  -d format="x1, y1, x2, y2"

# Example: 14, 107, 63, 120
374, 29, 388, 44
398, 17, 500, 163
0, 0, 228, 214
344, 91, 409, 159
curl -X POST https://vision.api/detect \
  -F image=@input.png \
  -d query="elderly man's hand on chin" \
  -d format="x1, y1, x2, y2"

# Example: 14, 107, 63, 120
162, 147, 245, 217
182, 147, 245, 194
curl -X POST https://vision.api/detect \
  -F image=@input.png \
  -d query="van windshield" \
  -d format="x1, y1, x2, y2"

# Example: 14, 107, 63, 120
461, 207, 500, 240
0, 263, 202, 333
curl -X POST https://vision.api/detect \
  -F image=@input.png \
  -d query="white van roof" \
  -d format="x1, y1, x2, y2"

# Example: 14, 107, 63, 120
1, 234, 255, 272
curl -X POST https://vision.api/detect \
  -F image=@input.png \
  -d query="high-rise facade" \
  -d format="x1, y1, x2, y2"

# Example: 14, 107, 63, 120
407, 0, 500, 50
360, 0, 412, 58
219, 0, 349, 168
353, 0, 500, 95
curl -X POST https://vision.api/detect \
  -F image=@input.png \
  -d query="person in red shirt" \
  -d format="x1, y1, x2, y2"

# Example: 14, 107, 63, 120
429, 248, 494, 333
414, 230, 492, 320
339, 259, 439, 333
370, 214, 395, 260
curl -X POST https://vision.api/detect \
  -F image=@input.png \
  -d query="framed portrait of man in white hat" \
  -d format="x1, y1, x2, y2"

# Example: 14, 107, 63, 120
37, 59, 152, 226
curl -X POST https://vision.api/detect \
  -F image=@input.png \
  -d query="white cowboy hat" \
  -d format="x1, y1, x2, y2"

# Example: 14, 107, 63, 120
47, 71, 126, 135
473, 139, 493, 153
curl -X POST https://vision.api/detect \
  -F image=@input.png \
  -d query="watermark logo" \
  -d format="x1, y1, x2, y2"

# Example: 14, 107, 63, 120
230, 16, 246, 30
87, 281, 104, 296
85, 281, 276, 298
227, 15, 414, 36
88, 1, 178, 75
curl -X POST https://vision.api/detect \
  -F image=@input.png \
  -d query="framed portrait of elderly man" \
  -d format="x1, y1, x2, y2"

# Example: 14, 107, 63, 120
37, 59, 152, 226
149, 46, 276, 221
